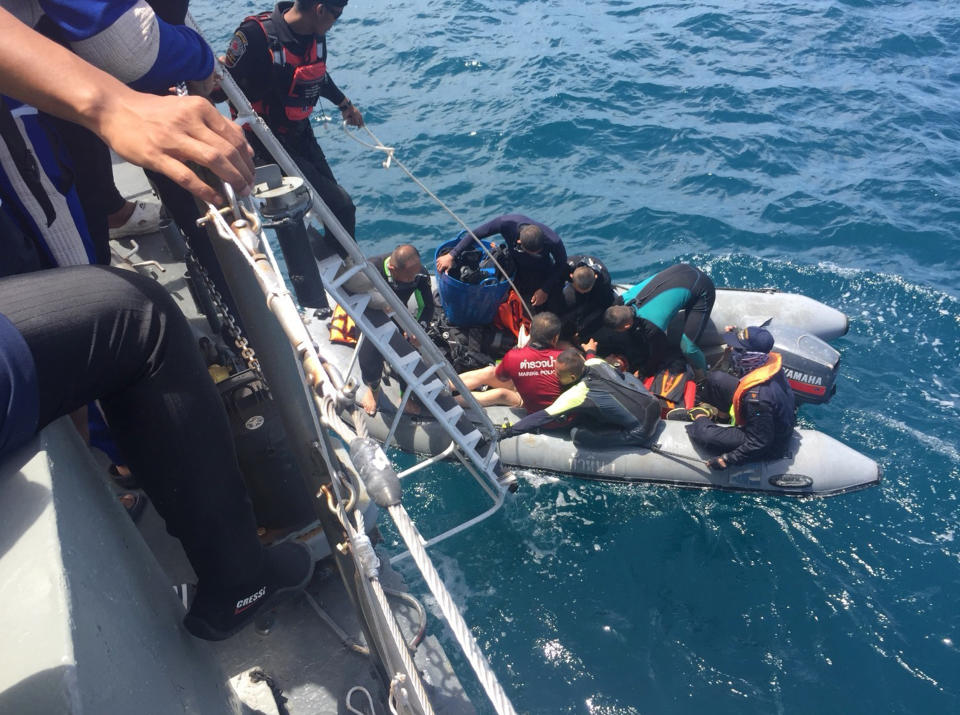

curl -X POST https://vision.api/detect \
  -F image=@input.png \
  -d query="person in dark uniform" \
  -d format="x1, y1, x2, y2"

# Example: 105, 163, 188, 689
555, 254, 622, 341
435, 213, 567, 310
678, 325, 796, 469
497, 348, 661, 448
356, 244, 435, 415
595, 304, 667, 378
0, 265, 311, 641
601, 263, 715, 378
223, 0, 361, 242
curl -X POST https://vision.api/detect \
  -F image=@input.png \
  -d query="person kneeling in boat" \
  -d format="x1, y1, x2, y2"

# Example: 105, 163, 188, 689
456, 312, 563, 410
604, 263, 716, 378
497, 349, 661, 448
556, 255, 622, 342
674, 325, 796, 470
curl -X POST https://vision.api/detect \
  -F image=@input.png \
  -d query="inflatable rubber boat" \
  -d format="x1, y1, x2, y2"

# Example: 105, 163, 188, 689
307, 286, 880, 497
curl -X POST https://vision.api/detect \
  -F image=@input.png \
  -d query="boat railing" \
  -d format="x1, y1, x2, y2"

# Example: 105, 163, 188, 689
197, 188, 517, 715
183, 14, 518, 712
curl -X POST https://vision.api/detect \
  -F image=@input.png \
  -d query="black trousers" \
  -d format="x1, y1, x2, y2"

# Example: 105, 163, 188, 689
687, 370, 745, 454
0, 266, 262, 585
357, 309, 484, 438
253, 127, 356, 242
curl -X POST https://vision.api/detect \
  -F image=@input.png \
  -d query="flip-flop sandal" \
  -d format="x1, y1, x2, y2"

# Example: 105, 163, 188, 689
108, 200, 163, 239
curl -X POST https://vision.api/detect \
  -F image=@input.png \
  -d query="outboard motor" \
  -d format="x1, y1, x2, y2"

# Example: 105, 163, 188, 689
765, 324, 839, 405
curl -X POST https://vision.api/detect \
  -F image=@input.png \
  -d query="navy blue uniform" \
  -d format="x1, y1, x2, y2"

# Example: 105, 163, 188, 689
688, 368, 796, 465
224, 2, 355, 238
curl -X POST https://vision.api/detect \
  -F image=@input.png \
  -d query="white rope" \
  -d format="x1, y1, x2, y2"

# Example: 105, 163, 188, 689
340, 122, 534, 322
342, 501, 435, 715
202, 199, 434, 714
387, 504, 518, 715
346, 686, 377, 715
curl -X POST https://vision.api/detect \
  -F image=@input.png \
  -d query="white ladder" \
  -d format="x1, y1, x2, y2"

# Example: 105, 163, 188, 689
218, 72, 504, 494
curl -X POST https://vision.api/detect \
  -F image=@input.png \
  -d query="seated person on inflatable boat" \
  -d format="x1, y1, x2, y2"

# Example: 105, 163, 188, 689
603, 263, 716, 378
675, 325, 796, 470
0, 266, 313, 641
357, 244, 435, 415
435, 214, 567, 310
497, 348, 661, 448
555, 254, 622, 342
456, 312, 563, 409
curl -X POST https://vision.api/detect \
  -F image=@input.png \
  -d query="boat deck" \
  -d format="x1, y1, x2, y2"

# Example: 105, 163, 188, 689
109, 158, 473, 713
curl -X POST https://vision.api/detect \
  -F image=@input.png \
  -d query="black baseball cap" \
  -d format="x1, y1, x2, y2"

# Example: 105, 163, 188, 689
724, 325, 774, 353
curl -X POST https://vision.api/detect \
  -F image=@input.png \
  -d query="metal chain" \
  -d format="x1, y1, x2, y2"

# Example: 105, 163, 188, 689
183, 241, 263, 376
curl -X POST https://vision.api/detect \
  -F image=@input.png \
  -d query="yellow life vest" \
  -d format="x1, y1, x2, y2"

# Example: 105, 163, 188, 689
329, 304, 358, 345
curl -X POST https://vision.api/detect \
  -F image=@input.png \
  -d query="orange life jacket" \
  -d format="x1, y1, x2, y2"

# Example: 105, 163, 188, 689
328, 304, 358, 345
246, 12, 327, 124
644, 365, 697, 416
730, 352, 783, 426
492, 290, 531, 339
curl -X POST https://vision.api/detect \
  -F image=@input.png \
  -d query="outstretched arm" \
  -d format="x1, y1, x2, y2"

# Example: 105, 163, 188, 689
0, 7, 253, 204
500, 382, 585, 437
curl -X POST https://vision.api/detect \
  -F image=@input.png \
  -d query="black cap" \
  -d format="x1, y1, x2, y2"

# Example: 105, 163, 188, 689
724, 326, 774, 353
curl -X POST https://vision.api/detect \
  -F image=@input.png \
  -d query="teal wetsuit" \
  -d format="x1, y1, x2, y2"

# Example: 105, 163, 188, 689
621, 263, 715, 371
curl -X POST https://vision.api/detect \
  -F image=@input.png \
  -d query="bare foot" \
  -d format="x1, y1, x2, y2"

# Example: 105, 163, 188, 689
361, 388, 379, 416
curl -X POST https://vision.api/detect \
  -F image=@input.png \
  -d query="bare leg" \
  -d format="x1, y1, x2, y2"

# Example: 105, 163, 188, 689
457, 388, 523, 408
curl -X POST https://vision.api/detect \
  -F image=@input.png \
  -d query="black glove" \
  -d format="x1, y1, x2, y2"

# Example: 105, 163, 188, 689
495, 425, 518, 441
706, 455, 728, 471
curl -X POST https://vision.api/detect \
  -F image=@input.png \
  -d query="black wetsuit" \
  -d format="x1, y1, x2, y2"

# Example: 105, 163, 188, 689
446, 214, 567, 306
504, 358, 661, 447
622, 263, 716, 372
0, 266, 262, 586
556, 254, 622, 340
594, 315, 667, 377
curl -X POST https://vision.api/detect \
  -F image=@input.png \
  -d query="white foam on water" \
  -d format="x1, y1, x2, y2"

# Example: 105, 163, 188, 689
875, 413, 960, 464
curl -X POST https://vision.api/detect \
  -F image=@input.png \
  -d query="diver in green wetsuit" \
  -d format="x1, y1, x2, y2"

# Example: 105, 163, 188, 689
602, 263, 716, 378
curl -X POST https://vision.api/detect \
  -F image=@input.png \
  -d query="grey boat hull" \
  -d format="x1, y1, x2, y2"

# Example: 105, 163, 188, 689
360, 403, 880, 496
311, 286, 878, 496
627, 285, 850, 346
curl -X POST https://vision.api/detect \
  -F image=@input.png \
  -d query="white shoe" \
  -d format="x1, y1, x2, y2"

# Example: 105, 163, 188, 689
108, 200, 163, 239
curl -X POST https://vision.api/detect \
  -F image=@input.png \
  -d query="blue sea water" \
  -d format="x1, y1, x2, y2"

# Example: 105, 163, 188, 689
195, 1, 960, 711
